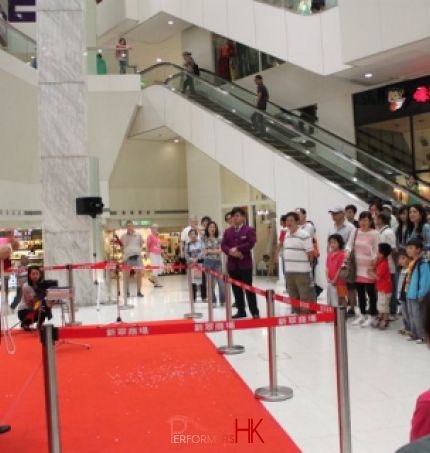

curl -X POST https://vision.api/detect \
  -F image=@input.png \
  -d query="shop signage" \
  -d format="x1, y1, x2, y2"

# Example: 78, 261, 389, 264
388, 89, 406, 111
413, 86, 430, 103
120, 220, 152, 227
8, 0, 36, 23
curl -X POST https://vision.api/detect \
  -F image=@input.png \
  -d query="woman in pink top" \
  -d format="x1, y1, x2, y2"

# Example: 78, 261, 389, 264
345, 211, 379, 327
146, 224, 163, 287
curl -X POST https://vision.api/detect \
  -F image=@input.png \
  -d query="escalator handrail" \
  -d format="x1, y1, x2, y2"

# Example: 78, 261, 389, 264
139, 63, 429, 204
0, 17, 36, 45
198, 68, 428, 187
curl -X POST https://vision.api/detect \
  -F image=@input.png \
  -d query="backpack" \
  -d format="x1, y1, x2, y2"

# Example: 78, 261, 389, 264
193, 63, 200, 76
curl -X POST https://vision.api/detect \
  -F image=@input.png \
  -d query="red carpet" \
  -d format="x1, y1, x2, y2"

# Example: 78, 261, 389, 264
0, 327, 301, 452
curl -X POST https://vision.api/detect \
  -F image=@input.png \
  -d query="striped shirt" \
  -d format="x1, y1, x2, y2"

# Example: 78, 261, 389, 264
283, 228, 313, 273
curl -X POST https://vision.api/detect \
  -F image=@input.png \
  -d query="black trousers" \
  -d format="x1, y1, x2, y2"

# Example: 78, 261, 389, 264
356, 282, 377, 316
18, 308, 46, 326
201, 270, 207, 299
229, 268, 259, 316
181, 75, 195, 94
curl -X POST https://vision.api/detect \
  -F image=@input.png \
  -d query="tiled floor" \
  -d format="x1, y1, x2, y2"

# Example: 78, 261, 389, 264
4, 274, 428, 453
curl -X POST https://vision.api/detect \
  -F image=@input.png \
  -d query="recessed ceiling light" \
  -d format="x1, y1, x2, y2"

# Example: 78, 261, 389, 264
365, 73, 373, 78
168, 20, 174, 25
173, 139, 179, 143
156, 58, 162, 63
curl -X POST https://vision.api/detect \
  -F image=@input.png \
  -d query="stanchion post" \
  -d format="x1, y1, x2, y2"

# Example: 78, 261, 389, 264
184, 266, 203, 319
41, 324, 62, 453
206, 269, 213, 322
334, 306, 352, 453
255, 290, 293, 401
120, 264, 133, 310
66, 264, 81, 326
217, 275, 244, 355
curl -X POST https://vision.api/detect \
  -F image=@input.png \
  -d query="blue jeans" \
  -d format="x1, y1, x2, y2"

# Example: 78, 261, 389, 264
400, 299, 410, 332
204, 260, 225, 303
408, 299, 424, 339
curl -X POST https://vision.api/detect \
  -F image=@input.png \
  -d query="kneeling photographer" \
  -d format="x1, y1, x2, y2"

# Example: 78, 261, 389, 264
16, 266, 53, 331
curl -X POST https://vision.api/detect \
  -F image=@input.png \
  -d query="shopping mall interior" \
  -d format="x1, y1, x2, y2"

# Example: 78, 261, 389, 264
1, 0, 430, 452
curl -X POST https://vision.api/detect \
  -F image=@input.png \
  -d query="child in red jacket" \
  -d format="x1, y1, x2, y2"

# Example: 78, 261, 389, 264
369, 243, 393, 329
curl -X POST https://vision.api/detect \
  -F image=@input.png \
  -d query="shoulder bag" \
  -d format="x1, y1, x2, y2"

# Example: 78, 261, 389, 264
339, 229, 358, 283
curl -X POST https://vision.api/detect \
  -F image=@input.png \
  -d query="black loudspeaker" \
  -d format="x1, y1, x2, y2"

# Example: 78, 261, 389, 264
76, 197, 104, 218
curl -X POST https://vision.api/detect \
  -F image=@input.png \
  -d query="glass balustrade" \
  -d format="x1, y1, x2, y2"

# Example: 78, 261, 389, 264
0, 17, 36, 66
255, 0, 337, 14
139, 63, 430, 205
86, 48, 140, 76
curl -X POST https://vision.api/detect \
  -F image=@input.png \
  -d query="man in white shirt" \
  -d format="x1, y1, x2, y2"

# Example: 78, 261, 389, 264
283, 211, 315, 313
382, 202, 399, 233
180, 215, 199, 258
120, 221, 144, 298
376, 212, 398, 318
295, 207, 315, 237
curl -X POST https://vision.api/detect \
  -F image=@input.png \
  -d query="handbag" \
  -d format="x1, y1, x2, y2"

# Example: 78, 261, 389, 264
339, 229, 358, 283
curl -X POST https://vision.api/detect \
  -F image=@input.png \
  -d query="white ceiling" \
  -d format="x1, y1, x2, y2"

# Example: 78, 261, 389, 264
124, 12, 190, 44
129, 125, 181, 143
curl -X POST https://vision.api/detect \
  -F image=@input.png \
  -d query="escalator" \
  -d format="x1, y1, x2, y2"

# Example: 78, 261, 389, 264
140, 63, 430, 205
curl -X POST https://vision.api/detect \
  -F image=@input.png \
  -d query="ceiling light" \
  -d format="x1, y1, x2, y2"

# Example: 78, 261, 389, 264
173, 139, 179, 143
365, 73, 373, 78
156, 58, 162, 63
168, 20, 174, 25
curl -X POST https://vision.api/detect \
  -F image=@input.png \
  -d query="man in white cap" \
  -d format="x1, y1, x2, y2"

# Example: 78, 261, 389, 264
382, 201, 399, 233
327, 206, 356, 316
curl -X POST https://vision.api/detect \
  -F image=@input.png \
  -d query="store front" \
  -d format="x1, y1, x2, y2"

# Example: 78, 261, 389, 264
354, 75, 430, 183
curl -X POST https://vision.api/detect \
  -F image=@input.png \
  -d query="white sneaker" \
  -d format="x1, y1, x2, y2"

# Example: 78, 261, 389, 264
361, 316, 374, 328
351, 315, 365, 326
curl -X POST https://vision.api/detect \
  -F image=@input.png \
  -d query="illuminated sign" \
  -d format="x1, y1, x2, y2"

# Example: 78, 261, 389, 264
387, 89, 406, 111
413, 86, 430, 103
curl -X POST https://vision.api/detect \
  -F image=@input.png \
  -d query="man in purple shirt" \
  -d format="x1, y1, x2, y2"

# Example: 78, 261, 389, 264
221, 207, 260, 319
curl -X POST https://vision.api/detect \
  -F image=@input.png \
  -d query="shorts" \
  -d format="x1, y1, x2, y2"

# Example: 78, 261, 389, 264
124, 255, 143, 268
336, 284, 347, 298
377, 291, 391, 314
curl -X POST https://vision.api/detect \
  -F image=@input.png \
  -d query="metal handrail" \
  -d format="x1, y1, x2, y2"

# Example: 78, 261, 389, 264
139, 63, 429, 204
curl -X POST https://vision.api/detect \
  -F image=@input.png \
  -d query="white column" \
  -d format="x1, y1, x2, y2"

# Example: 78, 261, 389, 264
38, 0, 94, 304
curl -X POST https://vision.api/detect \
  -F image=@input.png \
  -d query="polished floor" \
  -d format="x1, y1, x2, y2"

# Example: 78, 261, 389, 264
3, 273, 428, 453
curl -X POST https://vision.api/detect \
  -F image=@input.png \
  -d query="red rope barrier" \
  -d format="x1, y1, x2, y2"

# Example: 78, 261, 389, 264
57, 312, 335, 340
273, 293, 334, 313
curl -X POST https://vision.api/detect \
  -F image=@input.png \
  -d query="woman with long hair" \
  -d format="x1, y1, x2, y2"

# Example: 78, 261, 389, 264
16, 266, 48, 331
396, 205, 413, 251
409, 204, 430, 252
346, 211, 379, 327
203, 221, 225, 306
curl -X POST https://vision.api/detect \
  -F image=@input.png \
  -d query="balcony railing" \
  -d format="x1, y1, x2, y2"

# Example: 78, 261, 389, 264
0, 17, 36, 65
255, 0, 337, 15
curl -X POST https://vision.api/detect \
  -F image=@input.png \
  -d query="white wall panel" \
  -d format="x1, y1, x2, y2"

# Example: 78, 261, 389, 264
214, 120, 244, 179
380, 0, 428, 51
286, 13, 323, 74
226, 0, 256, 48
139, 86, 166, 132
97, 0, 127, 36
181, 0, 204, 27
254, 2, 287, 60
338, 0, 382, 63
203, 0, 228, 37
190, 105, 216, 159
321, 8, 350, 75
242, 136, 275, 200
136, 0, 161, 22
164, 94, 192, 142
160, 0, 181, 18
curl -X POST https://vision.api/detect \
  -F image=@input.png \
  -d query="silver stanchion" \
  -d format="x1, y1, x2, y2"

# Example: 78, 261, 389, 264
184, 266, 203, 319
206, 269, 214, 322
66, 264, 81, 326
41, 324, 62, 453
334, 306, 352, 453
217, 275, 245, 355
255, 289, 293, 401
121, 265, 133, 310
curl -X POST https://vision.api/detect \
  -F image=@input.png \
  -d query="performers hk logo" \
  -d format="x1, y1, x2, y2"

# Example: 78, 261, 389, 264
168, 415, 264, 444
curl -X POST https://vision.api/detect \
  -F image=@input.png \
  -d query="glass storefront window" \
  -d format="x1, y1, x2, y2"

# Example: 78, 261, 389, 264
412, 113, 430, 173
212, 34, 284, 81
